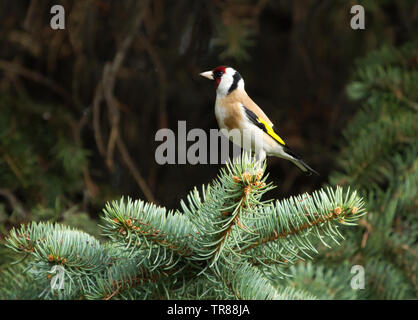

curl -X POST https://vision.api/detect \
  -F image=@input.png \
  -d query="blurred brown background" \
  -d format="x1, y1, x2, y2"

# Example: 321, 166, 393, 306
0, 0, 416, 226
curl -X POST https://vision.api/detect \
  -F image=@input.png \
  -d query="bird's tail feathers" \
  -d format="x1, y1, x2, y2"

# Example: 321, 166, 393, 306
291, 158, 319, 176
283, 146, 319, 176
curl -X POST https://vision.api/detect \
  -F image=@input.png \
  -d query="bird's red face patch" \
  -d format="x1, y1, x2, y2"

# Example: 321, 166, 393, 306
213, 66, 226, 87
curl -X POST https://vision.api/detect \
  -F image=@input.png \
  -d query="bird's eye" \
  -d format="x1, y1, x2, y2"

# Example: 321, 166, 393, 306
214, 70, 223, 78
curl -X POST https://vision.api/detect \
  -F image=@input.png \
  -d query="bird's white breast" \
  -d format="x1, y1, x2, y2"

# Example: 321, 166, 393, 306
214, 99, 279, 156
214, 98, 228, 129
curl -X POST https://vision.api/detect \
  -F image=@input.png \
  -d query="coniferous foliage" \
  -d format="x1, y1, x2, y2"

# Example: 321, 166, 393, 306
1, 155, 365, 299
0, 0, 416, 301
279, 41, 418, 300
335, 41, 417, 299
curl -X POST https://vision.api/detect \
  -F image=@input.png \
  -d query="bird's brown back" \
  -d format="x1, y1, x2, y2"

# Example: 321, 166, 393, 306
220, 89, 275, 127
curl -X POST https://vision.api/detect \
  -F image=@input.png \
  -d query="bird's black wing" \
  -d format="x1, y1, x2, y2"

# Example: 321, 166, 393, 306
243, 105, 319, 175
243, 106, 286, 146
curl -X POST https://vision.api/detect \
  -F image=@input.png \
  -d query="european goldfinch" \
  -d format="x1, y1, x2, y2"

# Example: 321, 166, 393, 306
200, 66, 318, 175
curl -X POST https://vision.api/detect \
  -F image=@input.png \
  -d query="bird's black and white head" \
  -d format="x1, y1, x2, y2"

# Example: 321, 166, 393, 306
199, 66, 244, 97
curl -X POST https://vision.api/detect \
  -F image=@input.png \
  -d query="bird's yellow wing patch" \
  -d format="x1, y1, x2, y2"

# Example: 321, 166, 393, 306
243, 106, 286, 146
257, 118, 286, 146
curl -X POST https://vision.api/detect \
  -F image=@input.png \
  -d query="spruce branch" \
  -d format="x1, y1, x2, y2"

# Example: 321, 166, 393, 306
271, 261, 359, 300
326, 41, 418, 300
101, 198, 197, 259
6, 222, 110, 271
3, 154, 366, 299
247, 187, 364, 249
180, 154, 273, 270
218, 261, 317, 300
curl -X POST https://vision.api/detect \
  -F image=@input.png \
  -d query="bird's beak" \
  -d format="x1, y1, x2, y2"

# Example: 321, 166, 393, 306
199, 71, 214, 80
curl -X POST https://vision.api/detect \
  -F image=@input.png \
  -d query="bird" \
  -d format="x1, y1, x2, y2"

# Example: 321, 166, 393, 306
199, 65, 319, 175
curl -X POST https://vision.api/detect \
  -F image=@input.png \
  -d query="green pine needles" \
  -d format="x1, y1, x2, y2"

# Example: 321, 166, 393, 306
1, 154, 366, 300
275, 41, 418, 300
327, 40, 418, 299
